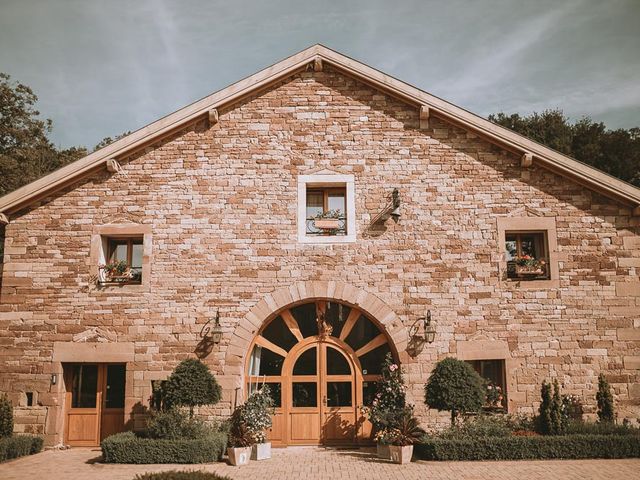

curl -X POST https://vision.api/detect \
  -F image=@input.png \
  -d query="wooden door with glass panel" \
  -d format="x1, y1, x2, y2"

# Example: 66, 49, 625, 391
64, 363, 126, 446
246, 300, 394, 446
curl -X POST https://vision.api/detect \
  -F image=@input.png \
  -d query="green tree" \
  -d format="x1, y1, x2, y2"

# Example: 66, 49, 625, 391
537, 381, 553, 435
93, 131, 132, 152
551, 379, 564, 434
0, 73, 86, 196
489, 109, 640, 187
596, 374, 615, 423
0, 393, 13, 437
424, 358, 485, 425
161, 359, 222, 416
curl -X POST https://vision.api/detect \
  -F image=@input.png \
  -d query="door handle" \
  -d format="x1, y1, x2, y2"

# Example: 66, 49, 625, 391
322, 395, 327, 406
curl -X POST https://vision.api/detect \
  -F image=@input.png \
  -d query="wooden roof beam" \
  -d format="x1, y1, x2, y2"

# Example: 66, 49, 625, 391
208, 108, 219, 126
105, 159, 121, 173
420, 105, 430, 130
0, 213, 8, 225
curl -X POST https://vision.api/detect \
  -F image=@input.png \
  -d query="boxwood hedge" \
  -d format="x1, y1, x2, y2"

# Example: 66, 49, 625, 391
0, 435, 44, 463
415, 434, 640, 461
134, 471, 232, 480
101, 431, 227, 464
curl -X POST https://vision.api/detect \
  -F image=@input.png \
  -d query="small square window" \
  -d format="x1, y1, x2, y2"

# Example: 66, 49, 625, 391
505, 231, 550, 281
467, 359, 507, 411
297, 173, 356, 244
306, 187, 347, 236
100, 236, 143, 284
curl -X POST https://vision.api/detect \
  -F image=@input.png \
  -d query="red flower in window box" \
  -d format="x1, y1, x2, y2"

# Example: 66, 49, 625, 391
514, 255, 546, 276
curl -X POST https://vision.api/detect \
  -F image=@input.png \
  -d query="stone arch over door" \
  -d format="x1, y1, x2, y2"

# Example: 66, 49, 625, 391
223, 281, 407, 381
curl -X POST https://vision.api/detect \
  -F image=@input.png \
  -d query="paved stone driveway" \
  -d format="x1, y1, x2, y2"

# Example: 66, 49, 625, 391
1, 447, 638, 480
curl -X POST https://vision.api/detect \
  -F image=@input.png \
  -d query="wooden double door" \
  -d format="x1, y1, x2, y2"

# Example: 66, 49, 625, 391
247, 301, 393, 446
64, 363, 126, 446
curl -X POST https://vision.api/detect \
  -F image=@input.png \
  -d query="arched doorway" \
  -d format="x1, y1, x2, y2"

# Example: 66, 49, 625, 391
245, 300, 396, 446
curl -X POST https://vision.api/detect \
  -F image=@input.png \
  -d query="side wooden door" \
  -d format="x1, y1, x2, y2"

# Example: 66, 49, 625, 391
65, 363, 126, 446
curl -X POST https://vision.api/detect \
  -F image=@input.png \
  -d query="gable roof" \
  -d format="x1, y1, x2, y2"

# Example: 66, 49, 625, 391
1, 44, 639, 217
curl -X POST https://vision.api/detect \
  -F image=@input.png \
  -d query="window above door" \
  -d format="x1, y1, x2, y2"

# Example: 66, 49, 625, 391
297, 173, 356, 244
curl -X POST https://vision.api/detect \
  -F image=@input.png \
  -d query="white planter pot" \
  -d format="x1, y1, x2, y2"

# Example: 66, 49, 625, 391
227, 446, 251, 466
251, 442, 271, 460
389, 445, 413, 464
376, 443, 390, 459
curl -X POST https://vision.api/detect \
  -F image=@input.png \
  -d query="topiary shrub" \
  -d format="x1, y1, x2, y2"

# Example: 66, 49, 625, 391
134, 471, 232, 480
162, 359, 222, 416
0, 393, 13, 438
597, 374, 615, 423
424, 358, 485, 425
146, 409, 211, 440
537, 380, 553, 434
101, 431, 227, 464
0, 435, 43, 462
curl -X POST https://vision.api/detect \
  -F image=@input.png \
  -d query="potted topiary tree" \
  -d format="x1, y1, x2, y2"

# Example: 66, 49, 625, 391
161, 358, 222, 417
424, 357, 485, 425
227, 404, 253, 466
387, 408, 425, 464
362, 353, 406, 459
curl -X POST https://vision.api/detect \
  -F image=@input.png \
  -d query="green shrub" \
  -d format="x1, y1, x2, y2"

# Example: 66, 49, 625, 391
424, 358, 485, 425
101, 431, 227, 464
564, 420, 640, 436
146, 409, 211, 440
0, 435, 43, 462
0, 394, 13, 438
415, 434, 640, 461
597, 374, 615, 423
537, 380, 565, 435
162, 359, 222, 415
436, 414, 513, 439
134, 471, 232, 480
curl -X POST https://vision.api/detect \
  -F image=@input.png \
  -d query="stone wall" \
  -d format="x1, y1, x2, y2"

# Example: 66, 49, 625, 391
0, 65, 638, 443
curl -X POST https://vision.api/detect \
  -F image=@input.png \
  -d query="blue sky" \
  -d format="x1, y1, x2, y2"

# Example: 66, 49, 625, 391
1, 0, 639, 149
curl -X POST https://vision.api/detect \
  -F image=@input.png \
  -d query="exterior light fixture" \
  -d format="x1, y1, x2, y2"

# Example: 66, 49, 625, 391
406, 310, 437, 357
200, 310, 224, 345
51, 374, 57, 386
390, 188, 401, 221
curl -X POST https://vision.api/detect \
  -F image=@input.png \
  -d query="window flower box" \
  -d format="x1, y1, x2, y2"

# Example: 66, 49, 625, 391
514, 255, 546, 277
313, 218, 342, 230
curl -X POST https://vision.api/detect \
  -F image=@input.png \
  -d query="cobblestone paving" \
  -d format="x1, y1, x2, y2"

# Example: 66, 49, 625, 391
0, 447, 638, 480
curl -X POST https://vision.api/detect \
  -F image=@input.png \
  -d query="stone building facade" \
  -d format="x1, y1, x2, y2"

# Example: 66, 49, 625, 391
0, 45, 639, 447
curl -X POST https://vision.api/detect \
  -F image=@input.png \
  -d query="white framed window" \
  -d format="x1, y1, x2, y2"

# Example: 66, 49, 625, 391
297, 173, 356, 244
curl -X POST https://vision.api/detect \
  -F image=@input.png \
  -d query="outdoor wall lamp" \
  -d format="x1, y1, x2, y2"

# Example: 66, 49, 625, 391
51, 374, 57, 386
368, 188, 401, 228
406, 310, 436, 357
200, 310, 223, 345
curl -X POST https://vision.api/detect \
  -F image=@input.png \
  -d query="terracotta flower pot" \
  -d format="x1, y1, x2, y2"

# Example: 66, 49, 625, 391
314, 218, 341, 230
389, 445, 413, 464
227, 446, 251, 466
251, 442, 271, 460
376, 443, 390, 459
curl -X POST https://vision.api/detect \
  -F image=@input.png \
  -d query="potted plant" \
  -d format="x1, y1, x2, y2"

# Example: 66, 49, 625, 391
101, 260, 131, 282
244, 385, 275, 460
361, 354, 407, 458
514, 255, 546, 276
387, 409, 425, 464
313, 209, 343, 231
485, 381, 505, 411
227, 405, 253, 466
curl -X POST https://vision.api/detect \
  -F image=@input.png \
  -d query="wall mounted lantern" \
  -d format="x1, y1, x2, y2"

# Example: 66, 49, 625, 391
406, 310, 436, 357
200, 310, 223, 345
51, 374, 57, 386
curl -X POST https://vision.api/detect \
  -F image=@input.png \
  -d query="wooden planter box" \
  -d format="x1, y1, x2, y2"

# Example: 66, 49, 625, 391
389, 445, 413, 464
227, 446, 251, 466
313, 218, 341, 230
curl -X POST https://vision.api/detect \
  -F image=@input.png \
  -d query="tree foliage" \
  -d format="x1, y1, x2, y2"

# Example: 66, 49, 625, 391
0, 393, 13, 437
161, 359, 222, 415
424, 358, 485, 425
490, 109, 640, 187
596, 374, 615, 423
0, 73, 87, 197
